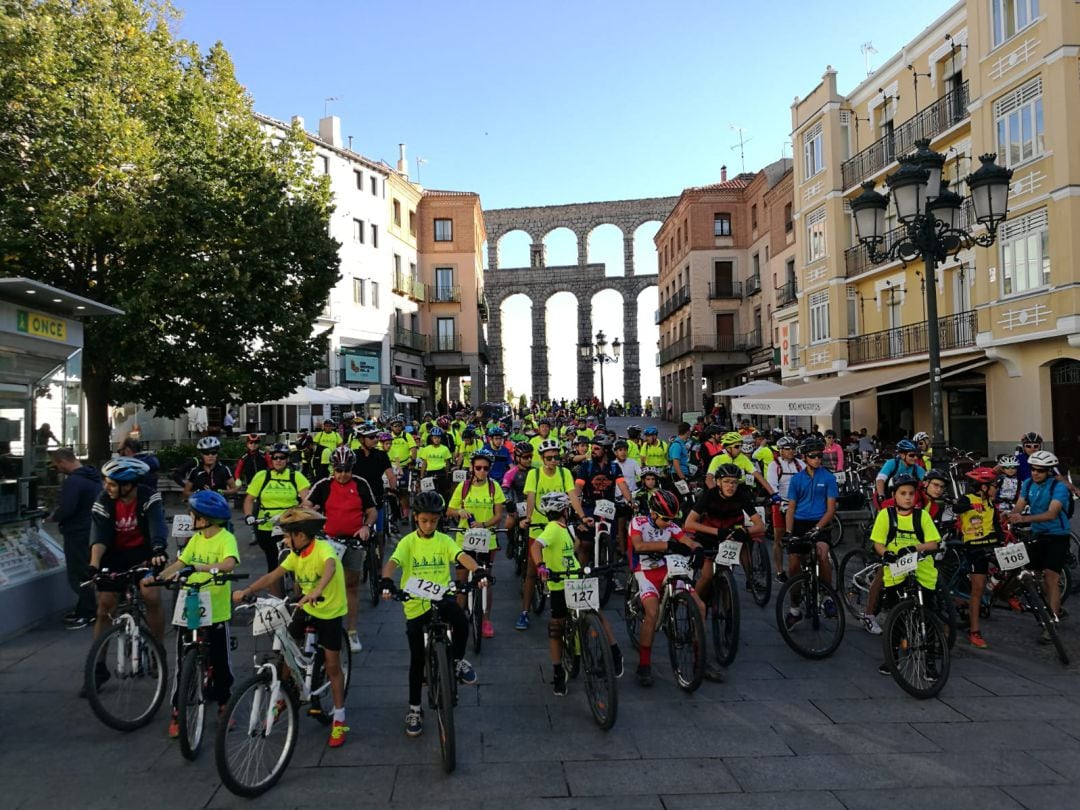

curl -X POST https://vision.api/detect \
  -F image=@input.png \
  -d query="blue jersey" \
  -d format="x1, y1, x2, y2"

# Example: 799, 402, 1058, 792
787, 468, 838, 521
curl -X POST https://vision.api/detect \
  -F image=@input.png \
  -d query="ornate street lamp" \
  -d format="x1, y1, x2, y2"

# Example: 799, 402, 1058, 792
579, 330, 621, 425
849, 139, 1013, 467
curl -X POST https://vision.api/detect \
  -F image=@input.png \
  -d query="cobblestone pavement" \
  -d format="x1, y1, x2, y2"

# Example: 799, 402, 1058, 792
2, 417, 1078, 808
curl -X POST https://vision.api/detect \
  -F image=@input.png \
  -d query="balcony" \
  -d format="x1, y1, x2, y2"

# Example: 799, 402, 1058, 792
392, 271, 409, 295
708, 281, 742, 299
744, 328, 762, 350
845, 199, 975, 278
430, 333, 462, 353
428, 284, 461, 303
658, 332, 757, 365
313, 368, 334, 388
393, 327, 427, 353
841, 81, 969, 190
658, 287, 690, 321
410, 279, 425, 301
746, 274, 761, 296
658, 336, 691, 365
776, 280, 797, 308
847, 310, 978, 366
479, 293, 490, 322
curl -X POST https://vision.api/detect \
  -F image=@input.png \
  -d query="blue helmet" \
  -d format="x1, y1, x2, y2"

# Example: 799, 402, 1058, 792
102, 457, 149, 482
472, 448, 495, 464
487, 426, 506, 437
896, 439, 918, 452
430, 427, 444, 438
188, 490, 231, 522
643, 426, 659, 436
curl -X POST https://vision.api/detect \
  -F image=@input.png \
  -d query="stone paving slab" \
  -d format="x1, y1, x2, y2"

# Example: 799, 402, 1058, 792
831, 786, 1027, 809
912, 719, 1080, 751
563, 757, 741, 796
660, 791, 847, 810
769, 720, 942, 756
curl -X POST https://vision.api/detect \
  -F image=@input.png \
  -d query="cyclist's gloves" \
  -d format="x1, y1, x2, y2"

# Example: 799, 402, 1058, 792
84, 564, 100, 579
667, 540, 692, 555
770, 492, 782, 504
244, 515, 258, 526
536, 563, 550, 581
473, 567, 490, 583
730, 526, 749, 542
882, 551, 897, 564
380, 577, 397, 595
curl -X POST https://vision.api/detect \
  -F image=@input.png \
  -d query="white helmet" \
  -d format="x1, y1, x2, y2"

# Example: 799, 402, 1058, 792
912, 431, 930, 443
1028, 450, 1059, 469
537, 438, 561, 455
196, 436, 221, 452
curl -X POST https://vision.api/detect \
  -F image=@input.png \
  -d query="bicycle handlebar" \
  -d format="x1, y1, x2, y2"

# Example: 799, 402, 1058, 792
149, 571, 250, 590
80, 565, 157, 589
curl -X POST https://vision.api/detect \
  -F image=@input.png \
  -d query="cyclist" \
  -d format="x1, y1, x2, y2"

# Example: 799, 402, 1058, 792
243, 443, 311, 594
751, 431, 776, 472
1009, 450, 1071, 634
874, 439, 926, 507
870, 474, 941, 675
954, 467, 1003, 649
765, 436, 804, 582
635, 467, 665, 516
233, 433, 269, 497
781, 439, 838, 627
350, 426, 396, 541
574, 436, 633, 566
532, 491, 623, 696
455, 427, 484, 469
448, 448, 505, 638
381, 491, 484, 737
626, 424, 644, 462
628, 490, 703, 687
179, 436, 237, 499
529, 418, 556, 468
920, 469, 952, 527
639, 426, 668, 473
667, 422, 693, 500
234, 507, 349, 747
614, 439, 641, 550
295, 428, 315, 479
312, 419, 343, 481
518, 438, 589, 630
304, 446, 378, 654
821, 430, 844, 473
568, 435, 591, 466
88, 457, 169, 645
484, 427, 513, 482
417, 427, 453, 504
157, 490, 239, 738
912, 431, 932, 470
502, 443, 533, 551
706, 432, 775, 498
995, 455, 1021, 509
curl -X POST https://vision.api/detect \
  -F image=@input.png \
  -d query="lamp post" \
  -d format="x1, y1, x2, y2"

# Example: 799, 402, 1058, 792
579, 330, 621, 426
850, 139, 1013, 468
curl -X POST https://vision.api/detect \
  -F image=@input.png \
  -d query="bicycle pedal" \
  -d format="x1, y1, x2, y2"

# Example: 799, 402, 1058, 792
229, 637, 239, 651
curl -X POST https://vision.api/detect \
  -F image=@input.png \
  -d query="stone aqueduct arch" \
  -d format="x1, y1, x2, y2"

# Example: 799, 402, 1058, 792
483, 197, 677, 404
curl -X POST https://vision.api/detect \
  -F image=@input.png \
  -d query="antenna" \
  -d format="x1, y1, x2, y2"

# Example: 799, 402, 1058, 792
861, 42, 878, 77
729, 125, 752, 173
416, 156, 428, 184
323, 96, 341, 116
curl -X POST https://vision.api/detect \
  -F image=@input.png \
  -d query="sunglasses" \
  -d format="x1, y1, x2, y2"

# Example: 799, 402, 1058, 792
1024, 443, 1041, 449
654, 515, 672, 523
271, 455, 289, 461
542, 454, 559, 461
804, 452, 823, 459
473, 464, 490, 471
905, 452, 920, 457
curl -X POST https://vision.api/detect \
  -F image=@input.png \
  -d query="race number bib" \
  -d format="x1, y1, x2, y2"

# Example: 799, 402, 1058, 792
452, 469, 468, 483
171, 514, 194, 540
995, 543, 1029, 571
745, 473, 755, 486
717, 540, 741, 567
594, 499, 616, 520
462, 528, 491, 552
403, 577, 446, 601
888, 552, 918, 579
565, 577, 599, 611
420, 477, 435, 492
172, 589, 212, 629
665, 554, 692, 577
271, 523, 284, 538
327, 539, 348, 560
516, 501, 528, 518
674, 479, 690, 495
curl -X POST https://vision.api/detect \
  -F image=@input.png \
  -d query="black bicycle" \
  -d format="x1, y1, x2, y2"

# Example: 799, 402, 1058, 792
1000, 531, 1069, 666
879, 550, 950, 698
775, 528, 846, 659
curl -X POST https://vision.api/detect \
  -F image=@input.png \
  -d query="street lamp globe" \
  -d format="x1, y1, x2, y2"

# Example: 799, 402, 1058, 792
595, 330, 607, 352
911, 138, 946, 198
927, 180, 965, 231
612, 337, 621, 360
886, 158, 931, 225
850, 181, 890, 246
966, 153, 1014, 230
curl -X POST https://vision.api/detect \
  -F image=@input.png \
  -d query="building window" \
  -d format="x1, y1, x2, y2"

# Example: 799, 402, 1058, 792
371, 223, 378, 248
1000, 208, 1049, 296
393, 199, 401, 226
803, 122, 824, 180
409, 261, 416, 277
992, 0, 1040, 48
370, 176, 378, 196
395, 364, 403, 377
751, 204, 758, 230
318, 154, 329, 175
752, 253, 760, 278
784, 203, 793, 232
846, 286, 858, 337
809, 290, 830, 344
371, 281, 379, 309
409, 210, 416, 236
713, 213, 731, 237
435, 267, 453, 299
806, 207, 827, 263
394, 254, 401, 274
353, 219, 364, 243
786, 258, 796, 282
436, 317, 455, 350
354, 170, 363, 190
434, 218, 453, 241
353, 278, 366, 306
994, 76, 1044, 168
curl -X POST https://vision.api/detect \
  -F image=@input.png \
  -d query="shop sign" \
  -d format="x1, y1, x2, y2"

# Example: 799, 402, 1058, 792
16, 309, 67, 342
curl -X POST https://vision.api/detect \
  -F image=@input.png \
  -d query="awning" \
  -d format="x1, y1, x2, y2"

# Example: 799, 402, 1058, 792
393, 374, 426, 387
394, 392, 418, 404
878, 359, 992, 394
732, 356, 983, 416
713, 380, 785, 397
322, 385, 371, 405
262, 386, 342, 406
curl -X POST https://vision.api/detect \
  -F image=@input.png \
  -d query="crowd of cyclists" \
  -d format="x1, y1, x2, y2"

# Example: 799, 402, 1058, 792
76, 401, 1078, 780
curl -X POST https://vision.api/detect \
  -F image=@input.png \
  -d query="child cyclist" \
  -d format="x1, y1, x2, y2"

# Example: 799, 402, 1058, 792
953, 468, 1003, 649
233, 507, 350, 748
381, 491, 486, 737
530, 491, 624, 696
157, 490, 239, 738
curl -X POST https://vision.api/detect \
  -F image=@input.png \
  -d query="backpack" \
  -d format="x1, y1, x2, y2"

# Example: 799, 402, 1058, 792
885, 506, 925, 545
461, 477, 496, 502
1020, 477, 1074, 521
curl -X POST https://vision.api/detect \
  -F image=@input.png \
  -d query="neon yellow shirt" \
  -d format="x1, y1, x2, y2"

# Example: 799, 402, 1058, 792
523, 466, 575, 533
870, 508, 940, 588
390, 530, 462, 619
626, 439, 642, 462
536, 521, 580, 593
248, 469, 311, 517
418, 443, 452, 472
707, 452, 757, 485
457, 439, 484, 467
178, 528, 240, 624
279, 539, 347, 620
313, 430, 342, 455
449, 477, 506, 546
387, 433, 417, 465
640, 440, 668, 469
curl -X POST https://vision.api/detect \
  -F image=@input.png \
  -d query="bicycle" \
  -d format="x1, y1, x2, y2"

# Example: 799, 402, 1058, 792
216, 595, 353, 797
153, 570, 248, 760
775, 529, 846, 659
82, 566, 169, 732
326, 531, 384, 610
579, 499, 620, 607
878, 550, 951, 698
547, 567, 619, 730
997, 531, 1070, 665
448, 526, 501, 655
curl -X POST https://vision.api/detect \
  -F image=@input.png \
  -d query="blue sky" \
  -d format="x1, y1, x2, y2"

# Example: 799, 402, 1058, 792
175, 0, 955, 402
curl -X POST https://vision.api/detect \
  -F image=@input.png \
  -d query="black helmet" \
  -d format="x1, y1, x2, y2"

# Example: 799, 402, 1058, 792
800, 439, 825, 454
627, 424, 642, 438
923, 468, 948, 484
713, 463, 743, 480
891, 473, 919, 492
412, 491, 446, 515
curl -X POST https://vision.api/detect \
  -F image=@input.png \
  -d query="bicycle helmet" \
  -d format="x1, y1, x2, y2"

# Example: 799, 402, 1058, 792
613, 439, 629, 451
591, 435, 614, 449
330, 446, 355, 469
966, 467, 998, 484
277, 506, 326, 540
721, 431, 743, 446
777, 436, 798, 450
412, 491, 446, 515
322, 418, 336, 428
640, 466, 663, 479
188, 490, 232, 523
800, 439, 825, 454
1020, 431, 1043, 445
891, 473, 919, 492
356, 425, 379, 438
377, 431, 392, 442
648, 489, 680, 519
471, 448, 495, 464
896, 439, 918, 452
196, 436, 221, 452
713, 463, 743, 481
923, 468, 948, 484
102, 457, 149, 482
627, 425, 642, 437
462, 427, 476, 439
269, 442, 290, 456
538, 417, 552, 427
405, 425, 415, 434
513, 443, 533, 459
573, 435, 590, 446
537, 438, 561, 455
1028, 450, 1059, 469
437, 416, 450, 429
429, 427, 444, 438
912, 431, 929, 443
538, 491, 572, 517
341, 411, 356, 422
643, 426, 659, 437
999, 455, 1019, 469
390, 414, 405, 426
487, 426, 505, 437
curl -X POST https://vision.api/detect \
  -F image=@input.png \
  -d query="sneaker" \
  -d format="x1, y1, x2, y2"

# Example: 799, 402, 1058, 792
968, 630, 988, 649
168, 710, 180, 739
515, 611, 530, 631
1039, 628, 1052, 645
776, 571, 788, 583
405, 708, 423, 737
704, 663, 727, 683
861, 614, 883, 635
347, 631, 363, 653
823, 597, 837, 619
784, 609, 802, 630
327, 720, 348, 748
878, 662, 891, 676
482, 619, 494, 639
62, 610, 79, 624
636, 665, 653, 687
553, 668, 567, 696
66, 615, 93, 630
611, 647, 624, 678
456, 659, 478, 686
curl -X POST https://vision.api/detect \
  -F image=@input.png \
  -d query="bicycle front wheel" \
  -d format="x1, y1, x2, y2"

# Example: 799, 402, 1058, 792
562, 615, 582, 678
775, 573, 846, 660
580, 611, 618, 730
666, 590, 705, 692
84, 622, 168, 732
838, 549, 875, 619
748, 540, 772, 607
215, 673, 299, 798
178, 648, 207, 760
711, 567, 741, 667
368, 537, 384, 608
470, 586, 483, 655
1023, 581, 1069, 666
430, 640, 456, 773
882, 599, 950, 699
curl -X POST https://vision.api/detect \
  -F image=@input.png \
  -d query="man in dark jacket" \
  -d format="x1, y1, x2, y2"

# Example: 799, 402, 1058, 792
51, 448, 102, 629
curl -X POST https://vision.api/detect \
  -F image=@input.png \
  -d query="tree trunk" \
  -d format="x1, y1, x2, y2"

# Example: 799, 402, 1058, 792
83, 352, 112, 467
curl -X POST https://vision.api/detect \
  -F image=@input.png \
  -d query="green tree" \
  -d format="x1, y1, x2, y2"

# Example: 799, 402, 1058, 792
0, 0, 340, 461
518, 394, 528, 414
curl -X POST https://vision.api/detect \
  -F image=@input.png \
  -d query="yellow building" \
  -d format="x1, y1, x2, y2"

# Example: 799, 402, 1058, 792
771, 0, 1080, 460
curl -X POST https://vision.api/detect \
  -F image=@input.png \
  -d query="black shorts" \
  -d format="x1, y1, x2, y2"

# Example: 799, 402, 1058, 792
964, 543, 998, 576
791, 518, 830, 547
1028, 534, 1069, 574
97, 547, 155, 593
549, 590, 568, 620
288, 609, 344, 652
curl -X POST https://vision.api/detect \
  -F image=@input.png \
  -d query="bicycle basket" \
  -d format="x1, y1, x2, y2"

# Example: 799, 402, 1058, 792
252, 599, 291, 636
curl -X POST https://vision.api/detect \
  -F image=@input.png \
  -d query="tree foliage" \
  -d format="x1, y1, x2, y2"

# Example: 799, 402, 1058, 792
0, 0, 341, 460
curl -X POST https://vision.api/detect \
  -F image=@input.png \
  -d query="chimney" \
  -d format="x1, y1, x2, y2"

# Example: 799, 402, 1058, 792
397, 143, 408, 177
721, 165, 728, 182
318, 115, 341, 147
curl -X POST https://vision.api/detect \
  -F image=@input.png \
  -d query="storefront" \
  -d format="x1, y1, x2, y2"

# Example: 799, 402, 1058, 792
0, 278, 120, 639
